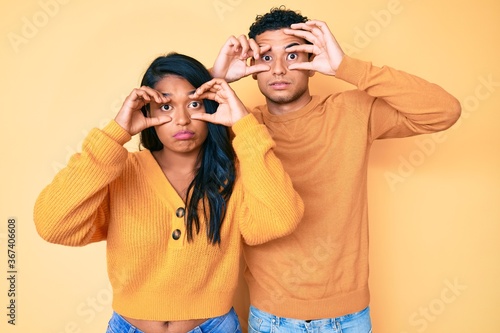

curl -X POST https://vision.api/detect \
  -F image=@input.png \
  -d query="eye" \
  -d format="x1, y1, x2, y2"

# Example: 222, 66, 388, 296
160, 104, 172, 112
262, 55, 272, 62
287, 53, 298, 61
189, 101, 202, 109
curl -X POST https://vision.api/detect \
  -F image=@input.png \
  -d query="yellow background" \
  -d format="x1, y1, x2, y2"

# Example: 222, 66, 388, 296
1, 0, 499, 332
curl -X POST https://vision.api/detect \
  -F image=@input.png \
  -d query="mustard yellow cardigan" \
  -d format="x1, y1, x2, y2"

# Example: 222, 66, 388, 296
34, 114, 303, 321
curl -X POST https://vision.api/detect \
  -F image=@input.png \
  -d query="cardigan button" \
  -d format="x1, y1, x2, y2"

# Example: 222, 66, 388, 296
172, 229, 181, 240
176, 207, 185, 218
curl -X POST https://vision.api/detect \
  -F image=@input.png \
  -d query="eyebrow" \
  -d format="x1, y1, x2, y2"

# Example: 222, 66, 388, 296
160, 89, 197, 97
284, 42, 300, 49
259, 42, 301, 52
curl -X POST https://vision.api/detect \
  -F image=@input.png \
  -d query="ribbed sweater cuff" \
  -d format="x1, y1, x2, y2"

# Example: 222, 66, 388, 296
231, 113, 260, 135
232, 114, 274, 157
335, 55, 369, 87
81, 121, 130, 168
101, 120, 132, 145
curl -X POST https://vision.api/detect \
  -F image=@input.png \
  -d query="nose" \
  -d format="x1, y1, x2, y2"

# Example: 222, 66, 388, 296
272, 57, 286, 76
174, 108, 191, 126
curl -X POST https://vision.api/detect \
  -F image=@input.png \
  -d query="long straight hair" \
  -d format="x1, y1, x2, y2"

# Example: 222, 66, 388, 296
139, 53, 236, 245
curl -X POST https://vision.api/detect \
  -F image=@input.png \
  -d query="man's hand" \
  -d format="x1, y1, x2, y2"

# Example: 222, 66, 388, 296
211, 35, 271, 82
284, 20, 345, 76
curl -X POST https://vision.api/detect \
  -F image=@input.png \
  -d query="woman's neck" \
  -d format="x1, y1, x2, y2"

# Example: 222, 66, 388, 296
152, 149, 200, 200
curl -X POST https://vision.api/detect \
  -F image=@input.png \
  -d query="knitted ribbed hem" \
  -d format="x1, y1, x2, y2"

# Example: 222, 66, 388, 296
249, 286, 370, 320
231, 114, 274, 158
80, 121, 130, 175
101, 120, 132, 145
112, 290, 234, 321
231, 113, 259, 135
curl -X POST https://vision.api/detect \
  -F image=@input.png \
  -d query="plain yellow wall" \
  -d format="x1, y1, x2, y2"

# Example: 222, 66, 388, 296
1, 0, 500, 332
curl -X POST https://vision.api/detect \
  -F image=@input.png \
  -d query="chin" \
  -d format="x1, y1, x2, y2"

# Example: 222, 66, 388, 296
268, 95, 295, 104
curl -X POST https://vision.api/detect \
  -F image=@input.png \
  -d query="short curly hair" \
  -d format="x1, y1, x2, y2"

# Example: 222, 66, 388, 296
248, 6, 308, 39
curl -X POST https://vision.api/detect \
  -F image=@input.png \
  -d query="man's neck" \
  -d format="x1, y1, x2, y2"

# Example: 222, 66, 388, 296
267, 94, 312, 115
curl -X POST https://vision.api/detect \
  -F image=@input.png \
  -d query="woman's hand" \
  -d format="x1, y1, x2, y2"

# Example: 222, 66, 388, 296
190, 78, 249, 127
114, 86, 172, 136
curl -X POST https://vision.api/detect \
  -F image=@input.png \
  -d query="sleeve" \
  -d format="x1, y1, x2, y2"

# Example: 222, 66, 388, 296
33, 121, 131, 246
335, 55, 462, 141
231, 114, 304, 246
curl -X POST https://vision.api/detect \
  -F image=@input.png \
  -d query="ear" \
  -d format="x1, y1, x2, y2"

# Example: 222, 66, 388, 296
308, 70, 316, 78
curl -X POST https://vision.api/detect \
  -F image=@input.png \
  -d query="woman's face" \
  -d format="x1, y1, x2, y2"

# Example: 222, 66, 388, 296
149, 75, 208, 156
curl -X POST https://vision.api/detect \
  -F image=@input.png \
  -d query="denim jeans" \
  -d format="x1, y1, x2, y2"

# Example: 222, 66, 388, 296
248, 305, 372, 333
106, 308, 241, 333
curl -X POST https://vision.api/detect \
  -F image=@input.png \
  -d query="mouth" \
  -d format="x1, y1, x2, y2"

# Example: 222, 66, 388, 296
173, 130, 195, 140
269, 80, 290, 90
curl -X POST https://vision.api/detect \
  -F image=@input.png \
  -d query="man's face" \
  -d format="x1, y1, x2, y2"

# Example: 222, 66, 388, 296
253, 29, 313, 114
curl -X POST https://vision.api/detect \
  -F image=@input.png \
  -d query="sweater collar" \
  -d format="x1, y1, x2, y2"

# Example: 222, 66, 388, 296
135, 150, 186, 209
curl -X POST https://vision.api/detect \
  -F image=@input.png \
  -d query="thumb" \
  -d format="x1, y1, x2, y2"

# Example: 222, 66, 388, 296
288, 62, 314, 71
146, 115, 172, 127
191, 113, 218, 124
247, 64, 270, 76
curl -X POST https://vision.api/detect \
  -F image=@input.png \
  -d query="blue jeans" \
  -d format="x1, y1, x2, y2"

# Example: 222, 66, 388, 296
106, 308, 241, 333
248, 306, 372, 333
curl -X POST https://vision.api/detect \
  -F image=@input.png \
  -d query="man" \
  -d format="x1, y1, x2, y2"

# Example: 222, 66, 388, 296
210, 6, 461, 332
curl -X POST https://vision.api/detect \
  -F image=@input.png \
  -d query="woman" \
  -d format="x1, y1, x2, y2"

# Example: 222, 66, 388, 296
33, 53, 304, 333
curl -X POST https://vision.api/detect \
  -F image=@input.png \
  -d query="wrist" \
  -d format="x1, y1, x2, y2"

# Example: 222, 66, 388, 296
105, 121, 132, 145
232, 113, 257, 133
113, 115, 130, 134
